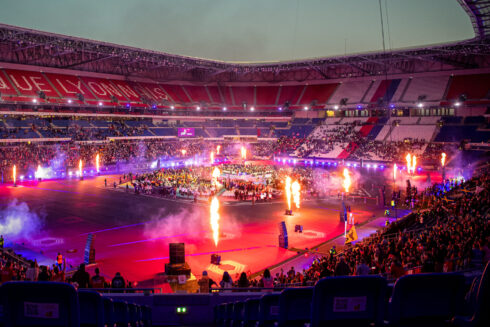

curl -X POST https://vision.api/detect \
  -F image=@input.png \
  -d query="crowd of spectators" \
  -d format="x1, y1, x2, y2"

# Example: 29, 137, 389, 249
197, 168, 489, 290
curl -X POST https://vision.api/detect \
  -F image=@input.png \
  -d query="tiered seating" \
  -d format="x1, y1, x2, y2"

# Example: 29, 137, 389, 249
182, 85, 212, 104
445, 73, 490, 103
390, 125, 436, 142
277, 85, 304, 107
403, 76, 450, 102
299, 83, 338, 106
328, 80, 372, 105
256, 86, 280, 106
160, 84, 190, 103
231, 86, 255, 106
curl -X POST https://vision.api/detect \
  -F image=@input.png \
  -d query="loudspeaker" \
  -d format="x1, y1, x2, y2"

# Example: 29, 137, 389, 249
278, 221, 288, 249
169, 243, 185, 264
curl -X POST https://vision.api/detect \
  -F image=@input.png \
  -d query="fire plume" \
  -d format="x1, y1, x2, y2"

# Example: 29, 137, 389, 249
210, 197, 220, 246
292, 180, 301, 209
79, 159, 83, 177
342, 168, 351, 193
13, 165, 16, 184
441, 153, 446, 167
393, 163, 397, 180
96, 154, 100, 173
216, 145, 221, 155
285, 176, 292, 211
241, 146, 246, 160
210, 151, 214, 164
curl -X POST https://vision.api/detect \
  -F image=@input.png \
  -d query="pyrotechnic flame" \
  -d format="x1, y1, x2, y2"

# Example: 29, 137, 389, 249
342, 168, 351, 193
210, 151, 214, 164
79, 159, 83, 177
35, 165, 42, 179
13, 165, 16, 184
393, 163, 397, 180
405, 154, 411, 173
95, 153, 100, 173
210, 197, 220, 247
212, 167, 221, 188
285, 176, 292, 211
411, 155, 417, 174
292, 180, 301, 209
181, 149, 187, 156
441, 152, 446, 167
216, 145, 221, 155
241, 146, 246, 159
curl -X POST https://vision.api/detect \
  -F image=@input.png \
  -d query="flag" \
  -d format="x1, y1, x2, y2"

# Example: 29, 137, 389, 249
345, 225, 358, 244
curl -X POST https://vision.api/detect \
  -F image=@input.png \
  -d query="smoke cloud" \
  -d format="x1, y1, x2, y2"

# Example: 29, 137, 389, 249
0, 199, 44, 239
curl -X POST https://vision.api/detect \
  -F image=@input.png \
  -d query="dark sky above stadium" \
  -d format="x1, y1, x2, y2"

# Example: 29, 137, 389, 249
1, 0, 474, 63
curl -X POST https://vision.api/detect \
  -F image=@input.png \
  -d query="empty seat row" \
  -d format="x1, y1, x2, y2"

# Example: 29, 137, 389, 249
216, 266, 489, 327
0, 282, 152, 327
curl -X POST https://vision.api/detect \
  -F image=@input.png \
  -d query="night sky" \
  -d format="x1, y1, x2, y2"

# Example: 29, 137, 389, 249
0, 0, 474, 62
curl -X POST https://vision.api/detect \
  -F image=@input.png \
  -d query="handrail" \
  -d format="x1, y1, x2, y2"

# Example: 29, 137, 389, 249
79, 287, 162, 294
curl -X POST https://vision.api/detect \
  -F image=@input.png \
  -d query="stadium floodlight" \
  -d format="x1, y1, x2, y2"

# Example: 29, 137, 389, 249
223, 106, 227, 111
303, 106, 309, 111
455, 102, 461, 107
67, 99, 72, 104
196, 106, 201, 111
32, 99, 37, 103
98, 102, 103, 106
390, 104, 395, 108
357, 105, 362, 109
278, 107, 282, 111
333, 105, 339, 110
250, 106, 255, 112
170, 105, 175, 110
417, 103, 423, 108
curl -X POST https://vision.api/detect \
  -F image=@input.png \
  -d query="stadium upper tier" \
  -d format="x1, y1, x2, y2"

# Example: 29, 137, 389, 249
0, 67, 489, 112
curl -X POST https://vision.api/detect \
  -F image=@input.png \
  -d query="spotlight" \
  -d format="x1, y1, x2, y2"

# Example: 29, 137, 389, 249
170, 105, 175, 110
67, 99, 73, 104
126, 103, 131, 108
303, 106, 309, 111
278, 107, 282, 111
455, 102, 461, 107
250, 106, 255, 112
334, 105, 339, 110
417, 103, 423, 108
357, 105, 362, 109
98, 102, 103, 106
223, 107, 227, 111
196, 106, 201, 111
390, 104, 395, 108
32, 99, 37, 103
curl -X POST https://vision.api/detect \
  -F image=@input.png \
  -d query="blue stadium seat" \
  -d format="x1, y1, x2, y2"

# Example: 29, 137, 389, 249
258, 293, 280, 327
311, 276, 387, 327
102, 297, 115, 327
127, 303, 138, 327
232, 301, 245, 327
0, 281, 79, 327
141, 305, 152, 327
452, 261, 490, 327
278, 287, 313, 327
78, 290, 104, 327
389, 273, 465, 327
215, 303, 227, 327
243, 298, 260, 327
225, 302, 234, 327
113, 300, 129, 327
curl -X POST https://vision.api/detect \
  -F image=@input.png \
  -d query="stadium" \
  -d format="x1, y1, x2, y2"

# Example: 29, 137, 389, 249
0, 0, 489, 326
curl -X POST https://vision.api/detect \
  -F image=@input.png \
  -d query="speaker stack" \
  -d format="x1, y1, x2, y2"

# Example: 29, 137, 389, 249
278, 221, 288, 249
165, 243, 191, 277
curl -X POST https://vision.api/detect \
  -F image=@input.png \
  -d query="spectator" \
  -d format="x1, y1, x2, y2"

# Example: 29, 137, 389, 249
91, 267, 105, 288
220, 271, 233, 290
198, 270, 210, 293
1, 261, 14, 283
38, 266, 50, 281
260, 268, 274, 288
334, 256, 351, 276
111, 272, 126, 289
72, 263, 90, 288
237, 272, 250, 288
355, 259, 370, 276
25, 260, 39, 281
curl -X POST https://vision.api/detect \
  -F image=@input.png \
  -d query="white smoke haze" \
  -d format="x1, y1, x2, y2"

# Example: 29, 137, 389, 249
143, 206, 242, 245
0, 199, 44, 239
312, 168, 362, 193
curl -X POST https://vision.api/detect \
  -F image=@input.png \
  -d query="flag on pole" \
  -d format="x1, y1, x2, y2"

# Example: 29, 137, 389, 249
345, 225, 358, 244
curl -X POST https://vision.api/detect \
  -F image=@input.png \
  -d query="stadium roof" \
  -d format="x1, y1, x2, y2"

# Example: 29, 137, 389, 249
0, 0, 489, 83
